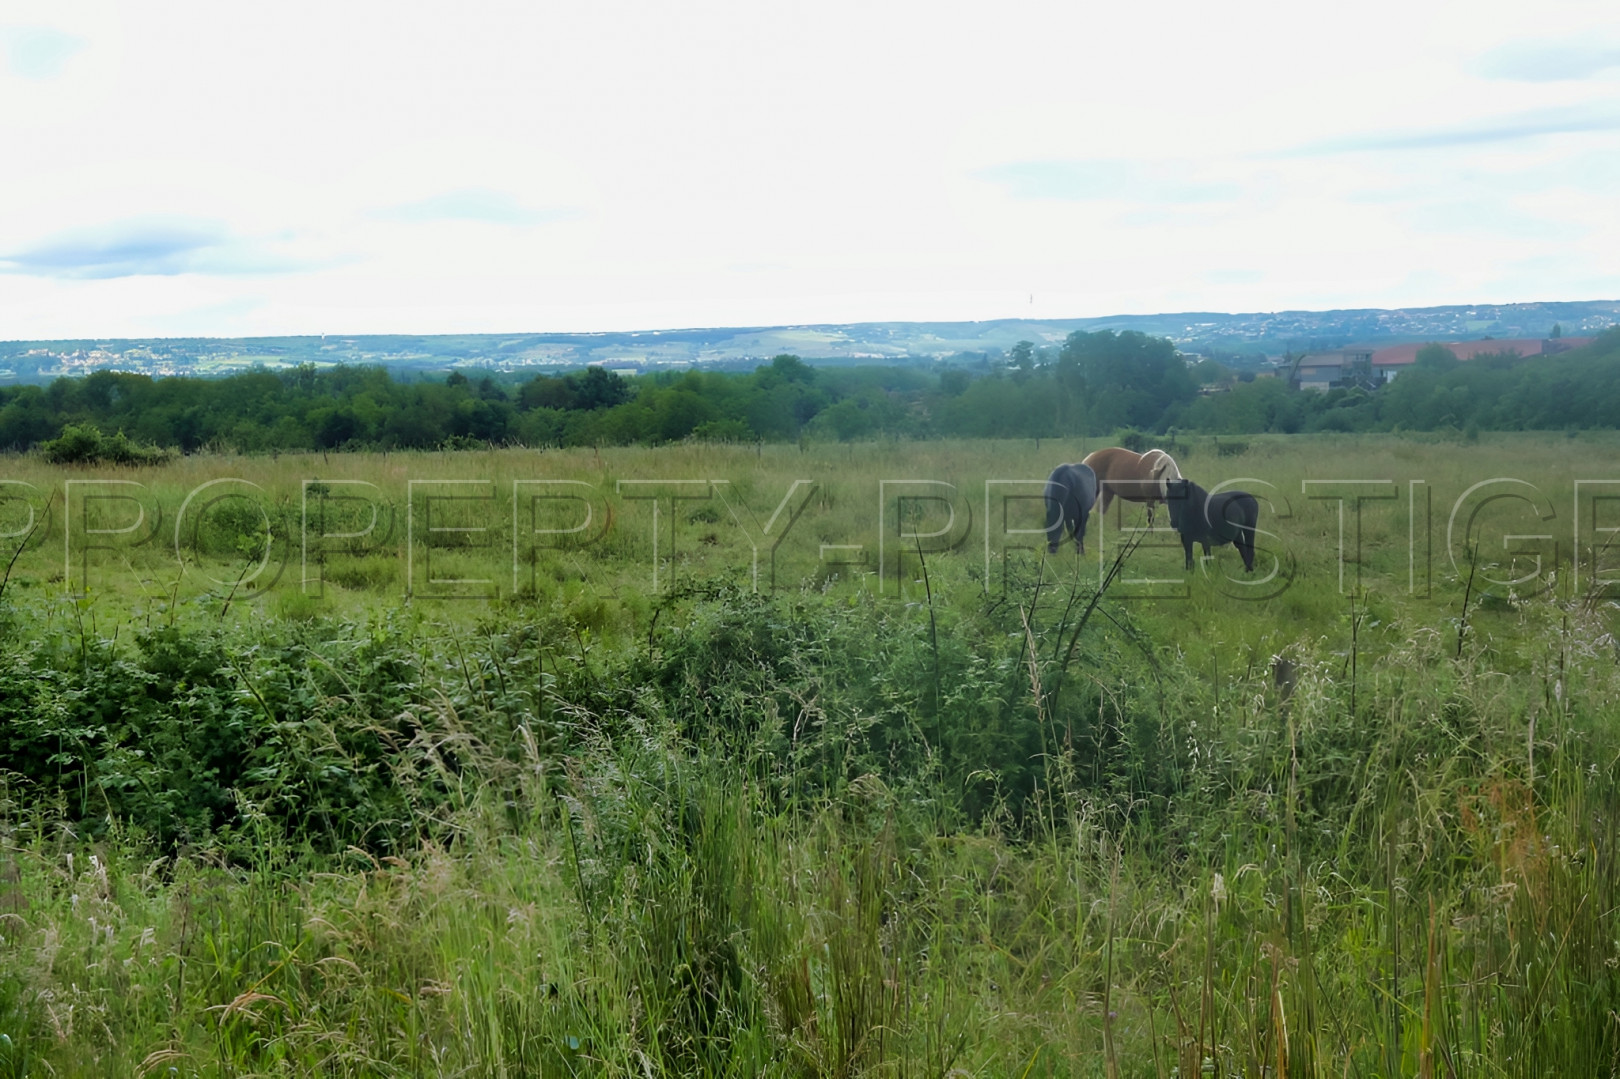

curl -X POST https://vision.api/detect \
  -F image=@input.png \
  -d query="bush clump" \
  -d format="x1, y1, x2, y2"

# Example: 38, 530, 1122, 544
40, 423, 173, 465
1116, 428, 1150, 453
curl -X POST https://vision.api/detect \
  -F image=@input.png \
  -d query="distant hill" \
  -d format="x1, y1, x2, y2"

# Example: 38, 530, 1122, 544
2, 299, 1616, 383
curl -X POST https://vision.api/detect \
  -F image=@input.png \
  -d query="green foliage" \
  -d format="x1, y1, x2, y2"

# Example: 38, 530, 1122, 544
1116, 427, 1149, 453
757, 353, 816, 387
0, 333, 1202, 455
0, 575, 1172, 853
938, 368, 970, 397
182, 495, 274, 563
1008, 340, 1035, 383
1415, 341, 1459, 370
4, 432, 1620, 1077
1191, 357, 1231, 384
4, 562, 1620, 1074
1179, 328, 1620, 434
1058, 329, 1198, 432
10, 325, 1618, 456
39, 423, 171, 465
0, 618, 483, 854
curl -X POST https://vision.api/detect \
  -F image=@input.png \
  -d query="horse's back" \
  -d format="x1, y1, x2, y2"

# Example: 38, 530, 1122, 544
1208, 489, 1260, 570
1080, 447, 1143, 482
1208, 490, 1259, 538
1046, 462, 1097, 507
1083, 446, 1161, 502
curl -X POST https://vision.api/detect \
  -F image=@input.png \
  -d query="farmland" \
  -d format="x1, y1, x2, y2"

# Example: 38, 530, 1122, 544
2, 432, 1620, 1076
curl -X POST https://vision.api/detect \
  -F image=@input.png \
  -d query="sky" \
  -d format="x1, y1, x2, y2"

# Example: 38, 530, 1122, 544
1, 0, 1618, 339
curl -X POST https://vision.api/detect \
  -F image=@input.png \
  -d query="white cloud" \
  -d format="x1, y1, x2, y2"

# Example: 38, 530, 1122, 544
374, 189, 582, 226
1477, 39, 1620, 82
1, 0, 1617, 337
1281, 103, 1620, 154
0, 217, 327, 279
1, 25, 85, 79
973, 160, 1241, 204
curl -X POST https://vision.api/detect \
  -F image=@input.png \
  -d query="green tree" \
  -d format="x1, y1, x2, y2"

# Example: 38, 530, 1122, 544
1009, 341, 1035, 384
574, 366, 631, 410
1057, 330, 1196, 433
938, 369, 970, 397
519, 375, 575, 411
1414, 343, 1457, 370
756, 353, 816, 388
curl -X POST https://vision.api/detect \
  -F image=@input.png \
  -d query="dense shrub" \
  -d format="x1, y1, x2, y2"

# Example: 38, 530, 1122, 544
0, 617, 439, 852
1116, 428, 1150, 453
0, 576, 1188, 851
39, 423, 172, 465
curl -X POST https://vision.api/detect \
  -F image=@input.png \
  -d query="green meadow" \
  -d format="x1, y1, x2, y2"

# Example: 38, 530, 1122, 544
3, 431, 1620, 1076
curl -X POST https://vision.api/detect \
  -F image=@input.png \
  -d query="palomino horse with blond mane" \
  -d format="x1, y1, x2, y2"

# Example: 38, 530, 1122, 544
1079, 446, 1183, 525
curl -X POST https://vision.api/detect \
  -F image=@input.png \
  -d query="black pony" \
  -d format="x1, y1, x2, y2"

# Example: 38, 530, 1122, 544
1164, 479, 1259, 571
1043, 462, 1099, 554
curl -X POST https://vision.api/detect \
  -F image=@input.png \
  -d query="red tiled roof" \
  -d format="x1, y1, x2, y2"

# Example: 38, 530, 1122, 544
1371, 337, 1594, 367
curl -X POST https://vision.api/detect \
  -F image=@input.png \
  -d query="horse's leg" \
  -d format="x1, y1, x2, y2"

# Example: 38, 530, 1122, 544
1044, 487, 1065, 553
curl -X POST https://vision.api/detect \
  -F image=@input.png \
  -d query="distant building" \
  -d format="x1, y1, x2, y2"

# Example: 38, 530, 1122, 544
1290, 348, 1372, 391
1369, 337, 1593, 381
1287, 338, 1595, 390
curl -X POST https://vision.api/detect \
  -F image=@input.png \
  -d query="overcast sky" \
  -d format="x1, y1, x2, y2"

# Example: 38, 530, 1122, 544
2, 0, 1618, 338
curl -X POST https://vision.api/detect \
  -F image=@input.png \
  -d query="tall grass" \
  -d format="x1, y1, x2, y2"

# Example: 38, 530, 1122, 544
2, 433, 1620, 1075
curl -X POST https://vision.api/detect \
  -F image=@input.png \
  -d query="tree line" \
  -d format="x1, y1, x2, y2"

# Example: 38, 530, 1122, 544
2, 327, 1618, 456
1179, 330, 1620, 435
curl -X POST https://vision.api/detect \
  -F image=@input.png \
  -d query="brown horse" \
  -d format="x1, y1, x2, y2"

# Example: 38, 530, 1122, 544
1080, 447, 1182, 524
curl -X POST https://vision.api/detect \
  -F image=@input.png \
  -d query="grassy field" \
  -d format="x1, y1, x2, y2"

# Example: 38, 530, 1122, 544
2, 432, 1620, 1076
3, 429, 1611, 620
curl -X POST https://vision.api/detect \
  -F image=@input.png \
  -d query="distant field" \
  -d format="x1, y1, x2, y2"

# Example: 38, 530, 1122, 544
2, 431, 1614, 637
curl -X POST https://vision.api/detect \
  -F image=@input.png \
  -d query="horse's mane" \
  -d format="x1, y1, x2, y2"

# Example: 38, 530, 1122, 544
1143, 449, 1183, 490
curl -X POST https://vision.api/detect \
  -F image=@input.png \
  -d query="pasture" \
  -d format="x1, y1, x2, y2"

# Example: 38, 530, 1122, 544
2, 431, 1619, 1076
1, 431, 1607, 626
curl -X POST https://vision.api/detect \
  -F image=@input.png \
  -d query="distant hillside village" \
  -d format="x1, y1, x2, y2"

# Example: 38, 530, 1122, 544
1265, 335, 1595, 393
3, 300, 1617, 385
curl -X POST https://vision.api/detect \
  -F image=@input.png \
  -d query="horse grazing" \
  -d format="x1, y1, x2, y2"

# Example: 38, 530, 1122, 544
1164, 478, 1260, 572
1081, 447, 1182, 524
1042, 462, 1099, 554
